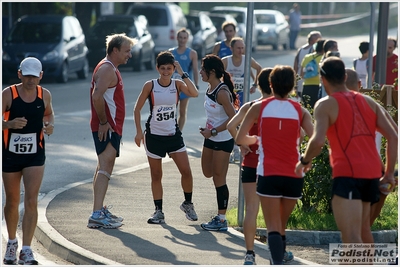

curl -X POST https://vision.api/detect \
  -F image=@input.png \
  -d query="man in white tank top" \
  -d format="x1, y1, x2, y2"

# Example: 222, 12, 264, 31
221, 37, 262, 162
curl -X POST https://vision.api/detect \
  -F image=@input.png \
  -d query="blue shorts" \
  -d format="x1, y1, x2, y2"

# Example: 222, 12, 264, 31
92, 131, 121, 157
179, 91, 190, 100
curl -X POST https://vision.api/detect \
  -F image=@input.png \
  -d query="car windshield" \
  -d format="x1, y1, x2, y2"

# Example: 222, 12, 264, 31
89, 21, 138, 41
129, 7, 167, 26
186, 17, 200, 34
211, 10, 244, 23
256, 14, 276, 24
6, 21, 61, 43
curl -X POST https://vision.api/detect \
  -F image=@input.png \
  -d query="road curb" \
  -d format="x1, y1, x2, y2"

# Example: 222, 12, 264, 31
36, 180, 124, 265
234, 227, 398, 245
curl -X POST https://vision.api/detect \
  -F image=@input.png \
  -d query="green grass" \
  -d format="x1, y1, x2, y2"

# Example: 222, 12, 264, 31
226, 191, 398, 231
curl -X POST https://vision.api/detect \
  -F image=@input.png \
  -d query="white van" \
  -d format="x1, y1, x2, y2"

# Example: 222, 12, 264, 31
126, 3, 192, 56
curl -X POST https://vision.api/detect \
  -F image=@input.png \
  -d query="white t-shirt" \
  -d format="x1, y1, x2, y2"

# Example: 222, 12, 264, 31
354, 58, 368, 88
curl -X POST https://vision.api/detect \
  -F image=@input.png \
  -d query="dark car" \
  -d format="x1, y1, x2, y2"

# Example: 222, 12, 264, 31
207, 13, 238, 42
2, 15, 89, 83
254, 9, 290, 50
185, 12, 217, 59
87, 15, 155, 72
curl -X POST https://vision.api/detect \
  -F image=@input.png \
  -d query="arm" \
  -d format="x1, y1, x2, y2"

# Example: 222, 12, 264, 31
201, 88, 236, 139
227, 102, 251, 139
250, 58, 262, 93
212, 42, 221, 56
92, 64, 117, 141
374, 100, 398, 191
300, 106, 314, 137
174, 61, 198, 98
2, 87, 27, 130
133, 81, 152, 147
295, 99, 334, 176
235, 102, 261, 146
42, 88, 55, 136
190, 49, 199, 87
293, 49, 301, 74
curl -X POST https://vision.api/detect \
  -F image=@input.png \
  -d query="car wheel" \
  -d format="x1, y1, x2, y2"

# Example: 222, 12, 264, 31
132, 53, 142, 72
144, 51, 155, 70
56, 62, 69, 83
283, 38, 289, 50
77, 57, 89, 79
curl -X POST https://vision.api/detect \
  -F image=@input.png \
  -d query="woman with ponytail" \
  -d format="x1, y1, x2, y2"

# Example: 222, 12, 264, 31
199, 54, 238, 231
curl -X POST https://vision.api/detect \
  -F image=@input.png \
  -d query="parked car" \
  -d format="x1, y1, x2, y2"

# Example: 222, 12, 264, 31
87, 15, 155, 72
185, 11, 217, 59
126, 3, 192, 56
209, 6, 258, 52
2, 14, 89, 83
207, 13, 237, 42
254, 9, 290, 50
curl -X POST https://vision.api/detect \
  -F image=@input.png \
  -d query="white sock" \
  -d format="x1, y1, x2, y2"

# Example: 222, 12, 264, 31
218, 214, 226, 221
8, 238, 17, 243
22, 246, 31, 251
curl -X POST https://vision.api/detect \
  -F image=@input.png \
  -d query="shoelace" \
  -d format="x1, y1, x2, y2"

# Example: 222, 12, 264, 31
21, 249, 34, 260
5, 243, 17, 257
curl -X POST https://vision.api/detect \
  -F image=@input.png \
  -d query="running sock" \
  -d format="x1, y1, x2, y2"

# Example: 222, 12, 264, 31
282, 235, 287, 253
8, 238, 17, 243
218, 214, 226, 221
21, 246, 31, 251
154, 199, 163, 211
246, 250, 255, 256
184, 192, 193, 203
268, 231, 284, 265
92, 210, 102, 218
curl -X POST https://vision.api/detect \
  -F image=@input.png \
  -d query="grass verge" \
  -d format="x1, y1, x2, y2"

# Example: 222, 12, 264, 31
226, 190, 398, 231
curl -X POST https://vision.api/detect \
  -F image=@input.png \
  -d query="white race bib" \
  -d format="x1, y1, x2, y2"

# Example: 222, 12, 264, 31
9, 133, 37, 154
154, 104, 176, 122
233, 76, 244, 92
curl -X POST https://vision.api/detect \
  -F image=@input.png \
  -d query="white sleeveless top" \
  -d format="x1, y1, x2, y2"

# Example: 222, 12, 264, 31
354, 58, 368, 88
146, 79, 179, 136
204, 83, 233, 142
225, 55, 245, 92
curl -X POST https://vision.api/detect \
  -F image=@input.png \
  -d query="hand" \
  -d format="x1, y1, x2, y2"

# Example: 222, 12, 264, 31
239, 144, 252, 157
174, 61, 183, 75
10, 117, 27, 129
134, 131, 144, 147
294, 161, 312, 177
43, 122, 54, 136
379, 174, 396, 195
199, 127, 212, 139
98, 122, 113, 142
250, 86, 256, 94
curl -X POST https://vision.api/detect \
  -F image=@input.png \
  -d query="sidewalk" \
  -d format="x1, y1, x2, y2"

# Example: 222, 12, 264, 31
35, 156, 319, 265
35, 156, 396, 265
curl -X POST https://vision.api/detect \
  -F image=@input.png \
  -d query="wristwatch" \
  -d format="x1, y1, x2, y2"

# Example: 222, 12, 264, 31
300, 156, 310, 165
211, 128, 218, 137
181, 72, 189, 79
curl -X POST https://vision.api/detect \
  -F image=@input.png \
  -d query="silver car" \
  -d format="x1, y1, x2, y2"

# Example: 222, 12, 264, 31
254, 9, 290, 50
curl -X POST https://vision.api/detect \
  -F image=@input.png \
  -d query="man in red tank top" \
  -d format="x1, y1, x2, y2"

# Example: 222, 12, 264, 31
295, 57, 397, 244
88, 33, 137, 229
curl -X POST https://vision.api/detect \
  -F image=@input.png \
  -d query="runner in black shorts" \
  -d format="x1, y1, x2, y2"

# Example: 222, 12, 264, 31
134, 51, 199, 224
